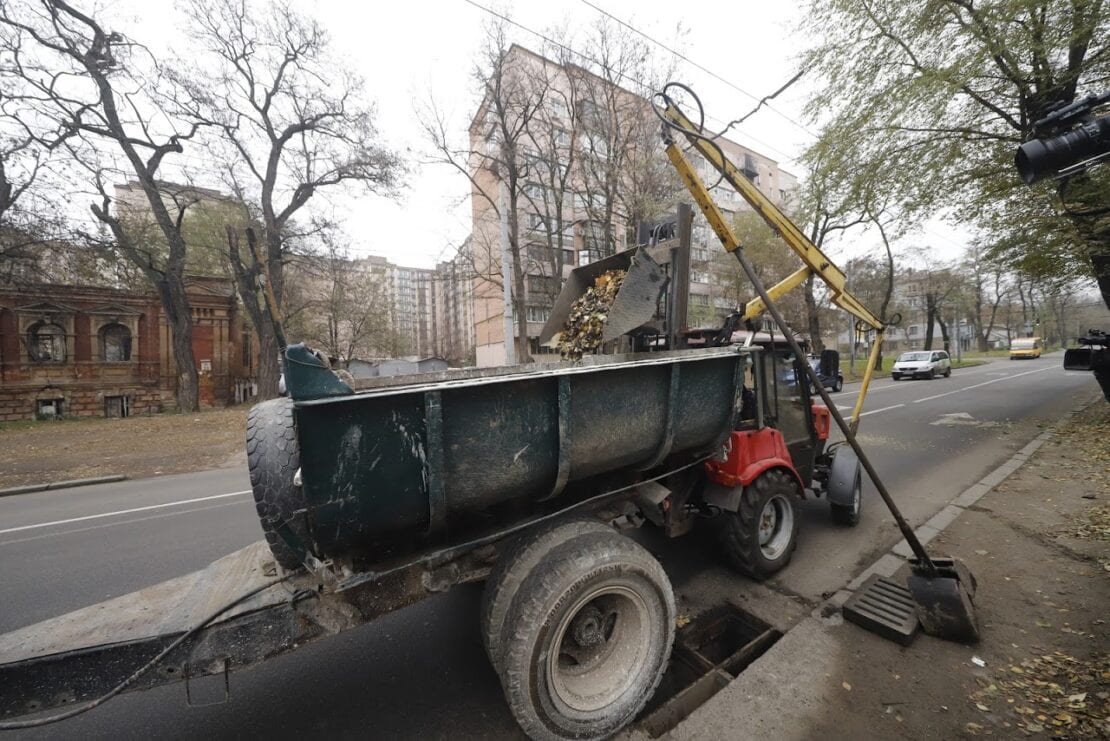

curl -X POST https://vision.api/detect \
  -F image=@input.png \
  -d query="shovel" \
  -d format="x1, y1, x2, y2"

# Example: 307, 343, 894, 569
538, 245, 668, 348
729, 247, 980, 644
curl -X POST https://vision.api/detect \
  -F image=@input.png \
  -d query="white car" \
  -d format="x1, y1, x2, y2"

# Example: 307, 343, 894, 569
891, 350, 951, 380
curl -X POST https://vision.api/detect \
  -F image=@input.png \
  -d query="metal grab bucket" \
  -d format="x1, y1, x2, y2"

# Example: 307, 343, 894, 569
538, 246, 668, 347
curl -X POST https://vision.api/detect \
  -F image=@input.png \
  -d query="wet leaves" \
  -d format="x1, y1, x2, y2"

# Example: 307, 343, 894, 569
557, 270, 626, 360
1055, 502, 1109, 542
970, 652, 1109, 738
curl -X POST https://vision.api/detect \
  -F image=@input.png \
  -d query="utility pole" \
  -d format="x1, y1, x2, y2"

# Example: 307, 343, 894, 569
848, 312, 856, 373
499, 179, 516, 365
954, 315, 963, 362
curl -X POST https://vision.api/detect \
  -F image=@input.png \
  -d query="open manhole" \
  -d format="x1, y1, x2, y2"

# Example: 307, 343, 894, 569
638, 604, 782, 738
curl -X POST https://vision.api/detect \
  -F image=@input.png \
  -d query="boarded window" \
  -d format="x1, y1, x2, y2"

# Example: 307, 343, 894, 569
36, 398, 63, 420
101, 323, 132, 361
28, 322, 66, 362
105, 395, 130, 418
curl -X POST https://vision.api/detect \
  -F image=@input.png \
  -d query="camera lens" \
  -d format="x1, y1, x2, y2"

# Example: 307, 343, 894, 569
1016, 115, 1110, 184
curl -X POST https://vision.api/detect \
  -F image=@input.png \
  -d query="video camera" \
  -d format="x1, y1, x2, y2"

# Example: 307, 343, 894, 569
1064, 329, 1110, 401
1015, 91, 1110, 184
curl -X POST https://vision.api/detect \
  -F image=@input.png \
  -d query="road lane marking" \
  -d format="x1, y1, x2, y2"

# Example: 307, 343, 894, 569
827, 365, 1014, 398
857, 403, 905, 417
0, 490, 251, 536
913, 366, 1055, 403
0, 500, 245, 546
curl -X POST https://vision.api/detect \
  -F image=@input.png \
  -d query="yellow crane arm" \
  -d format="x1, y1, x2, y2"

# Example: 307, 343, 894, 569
658, 97, 886, 430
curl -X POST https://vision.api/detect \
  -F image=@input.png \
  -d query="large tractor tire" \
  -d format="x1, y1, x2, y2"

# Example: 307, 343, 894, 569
717, 469, 801, 580
246, 397, 310, 571
481, 517, 614, 673
499, 529, 674, 741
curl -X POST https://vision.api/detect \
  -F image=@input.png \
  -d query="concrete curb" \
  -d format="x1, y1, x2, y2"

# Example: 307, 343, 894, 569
0, 474, 128, 498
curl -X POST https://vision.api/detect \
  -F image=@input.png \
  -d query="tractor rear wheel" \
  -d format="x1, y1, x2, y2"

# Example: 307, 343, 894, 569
718, 469, 801, 580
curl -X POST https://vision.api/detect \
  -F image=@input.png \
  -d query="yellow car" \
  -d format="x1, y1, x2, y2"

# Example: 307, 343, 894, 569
1010, 337, 1042, 359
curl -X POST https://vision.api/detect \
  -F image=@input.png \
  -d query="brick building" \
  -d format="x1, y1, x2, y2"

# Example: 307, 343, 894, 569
0, 277, 254, 421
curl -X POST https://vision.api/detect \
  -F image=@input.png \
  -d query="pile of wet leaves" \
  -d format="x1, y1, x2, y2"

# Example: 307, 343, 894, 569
1058, 503, 1110, 543
967, 652, 1109, 737
558, 269, 626, 360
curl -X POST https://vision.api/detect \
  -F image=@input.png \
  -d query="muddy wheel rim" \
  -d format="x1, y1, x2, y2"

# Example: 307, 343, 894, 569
758, 494, 794, 560
548, 585, 650, 714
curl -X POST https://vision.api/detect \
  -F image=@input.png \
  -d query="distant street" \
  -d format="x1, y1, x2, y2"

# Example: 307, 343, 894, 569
0, 353, 1100, 740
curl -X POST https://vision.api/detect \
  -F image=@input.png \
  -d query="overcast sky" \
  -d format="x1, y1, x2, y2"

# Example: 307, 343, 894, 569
120, 0, 971, 269
323, 0, 822, 269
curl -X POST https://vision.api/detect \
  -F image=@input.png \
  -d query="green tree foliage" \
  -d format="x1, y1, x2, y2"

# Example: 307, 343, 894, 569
800, 0, 1108, 283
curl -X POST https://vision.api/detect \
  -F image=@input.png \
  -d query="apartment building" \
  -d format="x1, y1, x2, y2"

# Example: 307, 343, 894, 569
460, 44, 799, 366
434, 250, 476, 364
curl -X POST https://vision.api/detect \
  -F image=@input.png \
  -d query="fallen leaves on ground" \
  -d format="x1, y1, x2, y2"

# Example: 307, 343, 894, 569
1055, 503, 1110, 543
0, 406, 250, 487
969, 652, 1109, 738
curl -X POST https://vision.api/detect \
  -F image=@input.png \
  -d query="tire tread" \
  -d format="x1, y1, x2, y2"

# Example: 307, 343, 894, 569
246, 398, 309, 570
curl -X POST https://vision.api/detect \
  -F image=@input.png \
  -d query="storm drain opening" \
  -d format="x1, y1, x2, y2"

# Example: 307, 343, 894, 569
638, 604, 782, 737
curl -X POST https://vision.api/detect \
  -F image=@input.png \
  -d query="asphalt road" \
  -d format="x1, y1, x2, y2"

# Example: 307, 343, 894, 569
0, 353, 1099, 740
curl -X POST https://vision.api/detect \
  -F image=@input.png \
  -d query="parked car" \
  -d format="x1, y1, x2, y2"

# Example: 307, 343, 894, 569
1009, 336, 1042, 359
891, 350, 951, 380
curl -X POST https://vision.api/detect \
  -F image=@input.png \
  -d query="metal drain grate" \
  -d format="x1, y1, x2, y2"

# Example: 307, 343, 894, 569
638, 604, 782, 738
842, 574, 919, 645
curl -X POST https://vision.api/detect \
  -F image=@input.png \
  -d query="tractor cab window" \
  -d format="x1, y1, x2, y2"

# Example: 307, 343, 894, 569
773, 350, 810, 448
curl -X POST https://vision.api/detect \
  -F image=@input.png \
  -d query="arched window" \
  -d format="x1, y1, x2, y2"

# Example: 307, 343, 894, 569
27, 322, 66, 362
101, 323, 132, 362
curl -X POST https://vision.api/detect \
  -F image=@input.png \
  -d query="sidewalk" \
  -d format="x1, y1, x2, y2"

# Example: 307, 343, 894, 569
669, 397, 1108, 740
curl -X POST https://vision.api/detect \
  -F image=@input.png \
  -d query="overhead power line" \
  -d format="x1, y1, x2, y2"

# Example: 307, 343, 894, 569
460, 0, 798, 164
578, 0, 817, 139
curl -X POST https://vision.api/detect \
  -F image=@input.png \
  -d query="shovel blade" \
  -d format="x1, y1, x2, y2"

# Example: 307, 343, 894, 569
906, 557, 980, 644
538, 246, 667, 346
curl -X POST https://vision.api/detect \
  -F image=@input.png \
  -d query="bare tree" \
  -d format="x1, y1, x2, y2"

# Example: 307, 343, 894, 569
963, 244, 1010, 352
177, 0, 403, 397
420, 21, 547, 362
1, 0, 208, 410
284, 238, 398, 364
571, 19, 676, 259
795, 145, 869, 353
518, 37, 579, 312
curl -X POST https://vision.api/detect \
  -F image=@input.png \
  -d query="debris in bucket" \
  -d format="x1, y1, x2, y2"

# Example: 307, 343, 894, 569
557, 269, 626, 360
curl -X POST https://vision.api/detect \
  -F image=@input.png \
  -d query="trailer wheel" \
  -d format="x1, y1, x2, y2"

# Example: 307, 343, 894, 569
481, 517, 614, 672
718, 469, 801, 580
247, 397, 310, 571
499, 530, 674, 741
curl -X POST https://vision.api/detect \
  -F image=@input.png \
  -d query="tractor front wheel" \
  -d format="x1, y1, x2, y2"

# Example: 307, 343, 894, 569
717, 469, 801, 580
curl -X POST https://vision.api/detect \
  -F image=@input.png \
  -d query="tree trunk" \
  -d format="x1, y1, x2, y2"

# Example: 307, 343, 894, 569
924, 293, 936, 350
157, 278, 199, 412
226, 227, 282, 399
939, 318, 950, 353
803, 275, 823, 353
